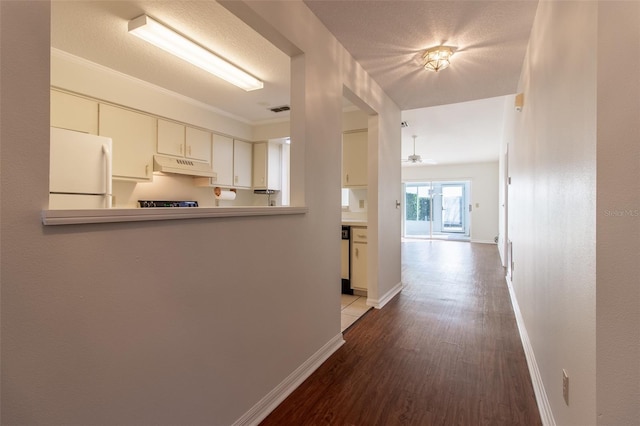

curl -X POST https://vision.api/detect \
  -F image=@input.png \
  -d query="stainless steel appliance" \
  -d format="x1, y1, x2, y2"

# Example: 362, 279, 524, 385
341, 225, 353, 295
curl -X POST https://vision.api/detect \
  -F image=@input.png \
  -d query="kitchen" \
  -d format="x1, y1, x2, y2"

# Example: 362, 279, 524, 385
48, 1, 293, 214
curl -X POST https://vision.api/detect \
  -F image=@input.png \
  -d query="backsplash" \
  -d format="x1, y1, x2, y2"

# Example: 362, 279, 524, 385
342, 188, 368, 221
112, 174, 278, 208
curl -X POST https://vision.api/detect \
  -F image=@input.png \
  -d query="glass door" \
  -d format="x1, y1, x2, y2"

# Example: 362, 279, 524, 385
441, 184, 465, 233
403, 181, 470, 241
404, 183, 433, 238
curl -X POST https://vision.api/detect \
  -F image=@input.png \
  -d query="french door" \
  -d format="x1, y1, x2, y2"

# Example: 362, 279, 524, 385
403, 181, 470, 240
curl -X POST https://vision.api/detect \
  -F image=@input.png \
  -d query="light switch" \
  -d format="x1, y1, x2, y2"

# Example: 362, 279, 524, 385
359, 199, 365, 209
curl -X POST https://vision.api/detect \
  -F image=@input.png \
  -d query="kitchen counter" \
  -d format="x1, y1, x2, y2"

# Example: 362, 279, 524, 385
342, 219, 368, 227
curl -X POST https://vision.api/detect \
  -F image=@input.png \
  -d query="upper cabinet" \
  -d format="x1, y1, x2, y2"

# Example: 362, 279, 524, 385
211, 134, 234, 187
342, 130, 368, 187
50, 90, 98, 135
185, 127, 212, 163
99, 104, 156, 181
233, 140, 252, 189
253, 142, 282, 190
157, 119, 211, 163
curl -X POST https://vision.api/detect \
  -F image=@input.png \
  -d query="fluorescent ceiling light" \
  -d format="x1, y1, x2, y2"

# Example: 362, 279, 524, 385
128, 15, 263, 91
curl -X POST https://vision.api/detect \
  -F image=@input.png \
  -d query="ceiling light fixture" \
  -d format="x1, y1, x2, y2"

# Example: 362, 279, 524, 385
422, 46, 454, 72
128, 15, 264, 91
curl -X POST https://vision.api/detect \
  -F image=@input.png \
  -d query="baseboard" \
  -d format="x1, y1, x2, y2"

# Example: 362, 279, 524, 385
505, 276, 556, 426
471, 239, 497, 244
232, 333, 345, 426
367, 281, 403, 309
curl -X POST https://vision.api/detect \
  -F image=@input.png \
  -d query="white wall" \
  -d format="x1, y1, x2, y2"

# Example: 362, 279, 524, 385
0, 2, 401, 425
595, 2, 640, 424
508, 1, 640, 425
402, 162, 499, 243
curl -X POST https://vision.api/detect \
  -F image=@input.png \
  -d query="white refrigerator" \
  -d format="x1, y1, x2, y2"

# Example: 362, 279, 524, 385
49, 127, 113, 209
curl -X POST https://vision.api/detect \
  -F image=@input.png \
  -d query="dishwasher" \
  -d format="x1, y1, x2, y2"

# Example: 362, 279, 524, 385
341, 225, 353, 295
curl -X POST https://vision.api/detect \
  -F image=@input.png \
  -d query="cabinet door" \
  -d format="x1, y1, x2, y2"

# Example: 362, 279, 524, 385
342, 130, 368, 187
267, 142, 282, 190
253, 142, 267, 188
99, 104, 156, 181
157, 119, 185, 157
351, 241, 368, 292
253, 142, 282, 190
51, 90, 98, 134
186, 127, 212, 163
233, 140, 252, 188
212, 134, 234, 186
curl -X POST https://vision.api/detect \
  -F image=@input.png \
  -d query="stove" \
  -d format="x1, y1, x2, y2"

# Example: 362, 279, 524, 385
138, 200, 199, 208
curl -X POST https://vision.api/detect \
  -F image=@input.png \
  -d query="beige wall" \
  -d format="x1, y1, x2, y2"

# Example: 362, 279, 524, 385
509, 1, 639, 425
0, 1, 401, 425
595, 1, 640, 424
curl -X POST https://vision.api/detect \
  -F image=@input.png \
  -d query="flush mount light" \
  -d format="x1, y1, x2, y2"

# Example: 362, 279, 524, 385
422, 46, 455, 72
128, 14, 263, 91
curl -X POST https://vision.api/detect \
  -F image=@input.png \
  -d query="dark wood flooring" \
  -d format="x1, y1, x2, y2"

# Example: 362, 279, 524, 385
260, 240, 541, 426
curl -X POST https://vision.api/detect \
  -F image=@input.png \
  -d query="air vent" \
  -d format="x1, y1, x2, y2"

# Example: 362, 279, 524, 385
269, 105, 291, 113
401, 121, 409, 128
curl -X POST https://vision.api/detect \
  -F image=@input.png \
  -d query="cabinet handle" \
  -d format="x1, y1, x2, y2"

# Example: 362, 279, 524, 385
355, 247, 359, 258
145, 164, 149, 176
188, 145, 192, 156
179, 144, 183, 155
346, 173, 349, 183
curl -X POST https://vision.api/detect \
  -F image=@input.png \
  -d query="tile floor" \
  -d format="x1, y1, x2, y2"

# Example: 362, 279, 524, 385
340, 294, 371, 332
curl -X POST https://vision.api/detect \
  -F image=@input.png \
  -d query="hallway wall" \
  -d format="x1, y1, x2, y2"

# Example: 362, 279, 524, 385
509, 1, 640, 425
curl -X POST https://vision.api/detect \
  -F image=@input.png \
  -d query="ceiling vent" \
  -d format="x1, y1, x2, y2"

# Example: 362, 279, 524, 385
401, 121, 409, 128
269, 105, 290, 113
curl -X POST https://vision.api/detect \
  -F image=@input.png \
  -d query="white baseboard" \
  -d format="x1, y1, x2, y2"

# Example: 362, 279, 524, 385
471, 239, 497, 244
367, 281, 403, 309
232, 333, 345, 426
506, 276, 556, 426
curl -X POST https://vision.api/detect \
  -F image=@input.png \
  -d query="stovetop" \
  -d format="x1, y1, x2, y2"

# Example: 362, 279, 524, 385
138, 200, 199, 208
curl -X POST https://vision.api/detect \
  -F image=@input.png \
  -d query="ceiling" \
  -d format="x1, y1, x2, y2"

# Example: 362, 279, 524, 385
51, 1, 291, 124
304, 0, 538, 165
51, 1, 539, 164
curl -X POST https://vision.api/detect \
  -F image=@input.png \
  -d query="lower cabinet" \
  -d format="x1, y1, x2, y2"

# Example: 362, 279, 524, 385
351, 227, 368, 292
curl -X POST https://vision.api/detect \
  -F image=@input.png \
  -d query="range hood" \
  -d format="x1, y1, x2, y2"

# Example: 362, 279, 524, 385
153, 155, 215, 178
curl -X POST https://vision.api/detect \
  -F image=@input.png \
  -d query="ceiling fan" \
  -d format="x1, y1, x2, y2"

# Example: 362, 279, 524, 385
402, 135, 436, 165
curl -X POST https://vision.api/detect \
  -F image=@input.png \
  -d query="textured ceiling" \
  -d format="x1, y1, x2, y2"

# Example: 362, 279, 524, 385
304, 0, 539, 110
51, 1, 291, 124
303, 0, 538, 165
52, 1, 538, 164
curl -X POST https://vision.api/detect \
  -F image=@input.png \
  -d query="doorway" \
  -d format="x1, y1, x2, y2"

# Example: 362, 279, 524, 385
403, 181, 470, 241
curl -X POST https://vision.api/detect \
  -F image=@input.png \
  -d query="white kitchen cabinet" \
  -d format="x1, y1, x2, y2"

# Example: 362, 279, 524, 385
157, 119, 185, 157
342, 130, 368, 187
253, 142, 281, 190
351, 226, 368, 292
186, 127, 212, 163
99, 104, 156, 181
157, 119, 211, 163
50, 89, 99, 135
233, 139, 252, 188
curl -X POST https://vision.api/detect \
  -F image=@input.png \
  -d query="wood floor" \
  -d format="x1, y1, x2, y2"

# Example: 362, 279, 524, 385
261, 240, 541, 426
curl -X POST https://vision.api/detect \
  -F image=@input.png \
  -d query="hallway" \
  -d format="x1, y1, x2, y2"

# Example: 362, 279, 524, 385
261, 240, 541, 425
